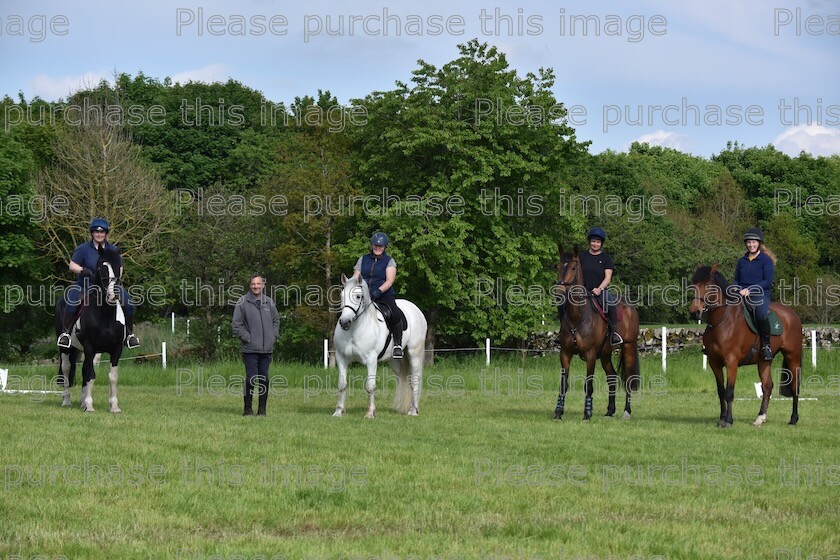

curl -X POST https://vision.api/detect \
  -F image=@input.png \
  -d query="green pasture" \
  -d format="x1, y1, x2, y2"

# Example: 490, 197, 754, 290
1, 350, 839, 559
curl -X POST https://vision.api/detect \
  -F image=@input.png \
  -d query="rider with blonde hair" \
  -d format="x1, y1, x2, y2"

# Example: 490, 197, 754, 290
733, 227, 776, 361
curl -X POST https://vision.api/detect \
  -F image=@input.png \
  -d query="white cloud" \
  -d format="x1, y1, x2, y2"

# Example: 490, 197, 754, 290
773, 125, 840, 157
631, 130, 692, 152
169, 64, 232, 85
28, 72, 111, 101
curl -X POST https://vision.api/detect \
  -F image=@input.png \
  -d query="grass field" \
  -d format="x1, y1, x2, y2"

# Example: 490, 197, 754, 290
2, 350, 840, 559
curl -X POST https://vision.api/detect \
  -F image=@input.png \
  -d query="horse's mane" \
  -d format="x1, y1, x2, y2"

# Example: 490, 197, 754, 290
692, 265, 742, 303
691, 266, 729, 289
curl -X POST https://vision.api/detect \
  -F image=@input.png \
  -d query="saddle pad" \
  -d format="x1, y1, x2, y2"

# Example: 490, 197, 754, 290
743, 305, 783, 336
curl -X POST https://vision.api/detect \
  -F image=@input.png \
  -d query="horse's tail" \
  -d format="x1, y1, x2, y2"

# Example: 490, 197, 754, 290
779, 350, 800, 398
393, 358, 413, 414
618, 342, 640, 393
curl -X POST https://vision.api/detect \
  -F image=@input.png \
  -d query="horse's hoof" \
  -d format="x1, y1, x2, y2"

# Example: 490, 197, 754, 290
365, 412, 376, 419
752, 414, 766, 427
408, 408, 419, 416
61, 401, 71, 407
717, 421, 732, 429
553, 412, 563, 421
332, 409, 344, 417
604, 410, 615, 417
582, 415, 591, 422
110, 407, 122, 414
623, 411, 631, 420
84, 407, 95, 413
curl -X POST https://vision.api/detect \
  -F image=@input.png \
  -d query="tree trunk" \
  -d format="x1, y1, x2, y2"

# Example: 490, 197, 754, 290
424, 306, 438, 366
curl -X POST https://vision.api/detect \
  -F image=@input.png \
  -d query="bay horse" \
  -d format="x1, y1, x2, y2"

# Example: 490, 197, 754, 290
690, 264, 802, 427
333, 274, 427, 418
55, 245, 126, 412
553, 246, 641, 421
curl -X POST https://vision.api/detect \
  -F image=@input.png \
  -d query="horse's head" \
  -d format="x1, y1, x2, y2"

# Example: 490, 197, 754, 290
555, 244, 582, 295
338, 274, 369, 331
690, 262, 732, 319
96, 246, 121, 305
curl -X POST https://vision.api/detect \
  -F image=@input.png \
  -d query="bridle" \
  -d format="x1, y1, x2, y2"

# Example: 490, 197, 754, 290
342, 285, 372, 324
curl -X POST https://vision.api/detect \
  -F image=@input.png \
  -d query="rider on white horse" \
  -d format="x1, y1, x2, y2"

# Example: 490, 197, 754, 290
352, 232, 403, 358
57, 218, 140, 349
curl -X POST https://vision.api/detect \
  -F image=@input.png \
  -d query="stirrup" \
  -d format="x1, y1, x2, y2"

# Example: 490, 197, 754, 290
125, 333, 140, 349
57, 332, 72, 349
610, 332, 623, 346
760, 345, 772, 361
392, 345, 403, 359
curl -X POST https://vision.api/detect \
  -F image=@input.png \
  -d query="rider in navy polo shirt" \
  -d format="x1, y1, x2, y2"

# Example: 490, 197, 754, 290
578, 227, 623, 346
733, 227, 776, 361
352, 232, 403, 358
57, 218, 140, 349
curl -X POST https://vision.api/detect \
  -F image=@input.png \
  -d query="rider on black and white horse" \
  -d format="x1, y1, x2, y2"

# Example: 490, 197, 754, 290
57, 218, 140, 349
351, 232, 404, 358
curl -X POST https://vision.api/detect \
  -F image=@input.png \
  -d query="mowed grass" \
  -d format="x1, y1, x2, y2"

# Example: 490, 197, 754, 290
2, 350, 840, 559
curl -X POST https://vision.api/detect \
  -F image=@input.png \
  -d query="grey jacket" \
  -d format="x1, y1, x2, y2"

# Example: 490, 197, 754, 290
231, 292, 280, 354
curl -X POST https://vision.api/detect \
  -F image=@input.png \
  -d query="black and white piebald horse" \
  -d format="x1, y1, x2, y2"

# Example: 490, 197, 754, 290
55, 245, 126, 412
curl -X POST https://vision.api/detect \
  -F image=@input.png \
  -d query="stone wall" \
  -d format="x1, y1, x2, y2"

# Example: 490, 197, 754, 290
528, 326, 840, 354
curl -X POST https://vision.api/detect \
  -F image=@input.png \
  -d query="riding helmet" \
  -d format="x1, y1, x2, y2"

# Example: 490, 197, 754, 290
743, 227, 763, 243
587, 227, 606, 242
370, 232, 390, 246
89, 217, 110, 233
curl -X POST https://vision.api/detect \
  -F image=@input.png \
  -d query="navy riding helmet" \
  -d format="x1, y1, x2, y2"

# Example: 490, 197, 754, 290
90, 217, 110, 233
370, 232, 390, 246
743, 227, 763, 243
587, 227, 606, 242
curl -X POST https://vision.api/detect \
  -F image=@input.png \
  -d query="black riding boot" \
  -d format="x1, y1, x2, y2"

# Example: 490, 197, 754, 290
257, 384, 268, 416
124, 315, 140, 348
608, 305, 623, 346
57, 309, 76, 348
243, 382, 254, 416
759, 317, 773, 361
391, 319, 404, 359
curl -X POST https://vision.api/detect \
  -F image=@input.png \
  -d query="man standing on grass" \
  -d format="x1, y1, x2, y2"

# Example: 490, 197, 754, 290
232, 274, 280, 416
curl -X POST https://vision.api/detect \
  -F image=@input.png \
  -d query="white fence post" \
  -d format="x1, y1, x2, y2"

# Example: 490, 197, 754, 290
186, 319, 190, 339
324, 339, 329, 369
162, 342, 167, 369
486, 338, 491, 367
811, 329, 817, 369
171, 312, 175, 334
661, 326, 667, 372
217, 326, 221, 344
699, 319, 707, 370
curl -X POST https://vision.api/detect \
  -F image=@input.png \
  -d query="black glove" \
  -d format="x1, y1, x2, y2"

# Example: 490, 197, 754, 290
371, 288, 382, 301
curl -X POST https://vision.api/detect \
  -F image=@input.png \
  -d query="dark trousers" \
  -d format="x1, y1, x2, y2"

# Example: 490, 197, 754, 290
376, 293, 402, 333
243, 353, 271, 412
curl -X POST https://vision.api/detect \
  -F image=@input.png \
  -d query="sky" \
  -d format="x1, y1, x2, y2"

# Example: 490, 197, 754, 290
1, 0, 838, 158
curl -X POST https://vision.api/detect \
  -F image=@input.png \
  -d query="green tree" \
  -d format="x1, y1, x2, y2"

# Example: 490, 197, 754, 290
349, 40, 589, 348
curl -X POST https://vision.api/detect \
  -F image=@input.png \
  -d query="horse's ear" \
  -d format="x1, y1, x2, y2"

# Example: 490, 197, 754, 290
696, 261, 703, 269
341, 273, 348, 286
711, 263, 720, 274
573, 244, 579, 256
557, 243, 563, 256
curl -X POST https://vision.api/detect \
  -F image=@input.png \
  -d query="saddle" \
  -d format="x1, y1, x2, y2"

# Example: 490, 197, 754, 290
373, 302, 408, 331
373, 302, 407, 360
591, 297, 623, 323
735, 304, 781, 366
742, 305, 783, 336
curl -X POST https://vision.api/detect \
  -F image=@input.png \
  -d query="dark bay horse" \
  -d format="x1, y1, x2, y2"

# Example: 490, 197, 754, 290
553, 246, 641, 421
690, 264, 802, 427
55, 246, 126, 412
